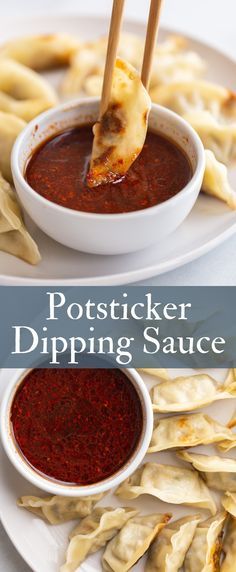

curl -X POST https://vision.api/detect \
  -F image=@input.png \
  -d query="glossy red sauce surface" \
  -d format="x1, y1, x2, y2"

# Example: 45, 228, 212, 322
26, 125, 192, 214
10, 368, 143, 485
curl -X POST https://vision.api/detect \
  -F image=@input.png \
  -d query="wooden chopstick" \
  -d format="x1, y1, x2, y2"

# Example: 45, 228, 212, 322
99, 0, 125, 118
141, 0, 164, 90
99, 0, 163, 118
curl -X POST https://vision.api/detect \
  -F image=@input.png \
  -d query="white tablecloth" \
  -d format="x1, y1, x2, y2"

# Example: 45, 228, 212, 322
0, 1, 236, 571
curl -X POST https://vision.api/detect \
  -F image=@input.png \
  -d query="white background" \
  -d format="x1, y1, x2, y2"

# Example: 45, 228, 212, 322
0, 1, 236, 571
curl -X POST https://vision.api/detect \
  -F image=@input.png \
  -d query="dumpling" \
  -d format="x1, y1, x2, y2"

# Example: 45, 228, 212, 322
102, 513, 171, 572
61, 507, 138, 572
81, 53, 205, 97
150, 52, 206, 89
202, 150, 236, 208
61, 33, 144, 97
0, 173, 40, 264
17, 493, 105, 524
218, 439, 236, 453
138, 369, 169, 381
60, 34, 184, 98
115, 463, 216, 514
184, 513, 227, 572
83, 74, 104, 97
0, 33, 80, 70
87, 58, 151, 187
225, 368, 236, 384
86, 57, 151, 187
150, 80, 235, 120
156, 35, 187, 56
150, 372, 236, 413
222, 492, 236, 517
228, 410, 236, 429
61, 44, 105, 96
217, 423, 236, 453
145, 514, 201, 572
148, 413, 236, 453
0, 58, 57, 121
178, 451, 236, 492
183, 110, 236, 166
150, 80, 236, 165
221, 517, 236, 572
0, 111, 26, 182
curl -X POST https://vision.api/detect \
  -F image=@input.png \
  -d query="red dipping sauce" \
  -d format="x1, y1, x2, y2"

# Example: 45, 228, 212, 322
25, 125, 192, 214
10, 368, 143, 485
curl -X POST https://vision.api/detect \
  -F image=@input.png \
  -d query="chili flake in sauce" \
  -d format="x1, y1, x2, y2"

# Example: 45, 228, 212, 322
25, 125, 192, 214
10, 368, 143, 485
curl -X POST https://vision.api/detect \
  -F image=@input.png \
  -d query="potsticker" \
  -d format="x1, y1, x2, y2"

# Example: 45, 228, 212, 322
87, 58, 151, 188
0, 33, 79, 70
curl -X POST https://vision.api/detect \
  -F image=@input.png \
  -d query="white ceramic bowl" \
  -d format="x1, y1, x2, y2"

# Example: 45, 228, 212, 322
0, 367, 153, 497
12, 98, 205, 255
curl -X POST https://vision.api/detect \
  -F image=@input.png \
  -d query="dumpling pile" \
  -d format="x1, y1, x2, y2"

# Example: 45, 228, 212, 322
0, 28, 235, 257
150, 79, 236, 209
0, 32, 82, 264
61, 33, 206, 97
0, 172, 40, 264
17, 366, 236, 571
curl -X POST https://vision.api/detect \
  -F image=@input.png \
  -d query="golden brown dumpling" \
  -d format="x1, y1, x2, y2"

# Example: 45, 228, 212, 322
0, 111, 26, 182
61, 507, 138, 572
202, 150, 236, 209
102, 513, 171, 572
0, 173, 40, 264
0, 58, 57, 121
87, 58, 151, 187
17, 493, 104, 524
0, 33, 79, 70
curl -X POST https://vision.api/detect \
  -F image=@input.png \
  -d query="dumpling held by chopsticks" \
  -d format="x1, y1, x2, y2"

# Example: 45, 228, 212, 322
87, 58, 151, 187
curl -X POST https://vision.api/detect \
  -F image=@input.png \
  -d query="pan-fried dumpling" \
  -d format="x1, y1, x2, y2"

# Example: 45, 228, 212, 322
150, 80, 235, 120
61, 34, 187, 98
183, 110, 236, 165
148, 413, 236, 453
184, 513, 227, 572
83, 74, 104, 97
0, 58, 57, 121
222, 491, 236, 517
61, 44, 105, 96
178, 451, 236, 492
61, 507, 138, 572
87, 58, 151, 187
221, 517, 236, 572
61, 34, 143, 97
0, 111, 26, 182
145, 514, 201, 572
17, 493, 104, 524
228, 407, 236, 429
202, 150, 236, 208
115, 463, 216, 514
156, 35, 187, 55
138, 369, 169, 381
218, 437, 236, 453
0, 173, 40, 264
0, 34, 80, 70
150, 52, 206, 89
150, 372, 236, 413
102, 513, 171, 572
217, 401, 236, 449
150, 80, 236, 165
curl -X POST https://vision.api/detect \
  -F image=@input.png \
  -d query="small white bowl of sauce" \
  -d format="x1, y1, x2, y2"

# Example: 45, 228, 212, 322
11, 98, 205, 255
0, 366, 153, 497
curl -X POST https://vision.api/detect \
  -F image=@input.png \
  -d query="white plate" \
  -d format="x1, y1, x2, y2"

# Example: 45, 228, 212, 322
1, 367, 236, 572
0, 14, 235, 284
